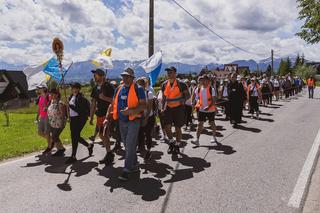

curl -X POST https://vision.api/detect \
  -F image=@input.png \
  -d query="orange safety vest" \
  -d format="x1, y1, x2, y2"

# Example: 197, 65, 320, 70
163, 80, 183, 108
195, 86, 216, 112
307, 78, 315, 87
113, 83, 142, 121
247, 83, 261, 98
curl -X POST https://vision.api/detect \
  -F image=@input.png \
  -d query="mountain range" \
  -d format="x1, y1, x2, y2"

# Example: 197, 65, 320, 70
0, 57, 285, 83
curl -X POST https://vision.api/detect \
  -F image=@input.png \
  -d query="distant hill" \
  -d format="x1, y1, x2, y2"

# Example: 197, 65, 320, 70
0, 57, 284, 83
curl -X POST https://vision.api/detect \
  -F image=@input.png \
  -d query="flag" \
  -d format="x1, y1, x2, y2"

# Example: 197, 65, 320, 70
23, 62, 51, 91
92, 48, 113, 69
140, 51, 162, 86
43, 57, 67, 81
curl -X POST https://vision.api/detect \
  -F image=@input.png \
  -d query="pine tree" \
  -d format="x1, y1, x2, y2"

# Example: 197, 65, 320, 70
278, 59, 288, 76
286, 57, 292, 74
294, 54, 301, 68
265, 64, 272, 77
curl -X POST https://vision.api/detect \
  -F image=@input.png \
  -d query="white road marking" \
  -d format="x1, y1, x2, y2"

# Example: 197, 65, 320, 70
288, 128, 320, 209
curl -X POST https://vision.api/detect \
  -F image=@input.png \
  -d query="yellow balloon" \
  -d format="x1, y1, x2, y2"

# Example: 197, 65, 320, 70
45, 74, 51, 81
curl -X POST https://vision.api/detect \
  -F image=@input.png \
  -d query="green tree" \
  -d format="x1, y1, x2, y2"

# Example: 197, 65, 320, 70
278, 59, 288, 76
294, 54, 302, 69
295, 65, 316, 81
296, 0, 320, 44
286, 57, 293, 74
301, 53, 305, 65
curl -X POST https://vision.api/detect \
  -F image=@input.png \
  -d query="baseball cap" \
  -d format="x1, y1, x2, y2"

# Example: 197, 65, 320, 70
121, 68, 135, 78
91, 68, 106, 76
71, 82, 82, 89
165, 66, 177, 73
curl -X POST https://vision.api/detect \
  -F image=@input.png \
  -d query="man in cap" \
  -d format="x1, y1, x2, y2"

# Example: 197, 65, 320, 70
160, 66, 190, 155
90, 68, 115, 164
108, 68, 146, 181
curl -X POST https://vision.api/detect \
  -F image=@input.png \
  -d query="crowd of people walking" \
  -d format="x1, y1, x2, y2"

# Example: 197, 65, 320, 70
35, 67, 313, 181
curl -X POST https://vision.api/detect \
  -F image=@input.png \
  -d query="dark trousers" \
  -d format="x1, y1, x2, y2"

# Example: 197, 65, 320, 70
185, 105, 193, 126
220, 99, 230, 119
138, 115, 156, 150
70, 116, 89, 157
249, 96, 259, 114
308, 86, 314, 99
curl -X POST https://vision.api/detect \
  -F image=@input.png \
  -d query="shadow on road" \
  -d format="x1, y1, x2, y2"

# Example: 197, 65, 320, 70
200, 142, 236, 155
234, 124, 262, 133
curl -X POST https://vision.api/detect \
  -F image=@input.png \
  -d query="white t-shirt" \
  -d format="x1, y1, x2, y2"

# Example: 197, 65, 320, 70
145, 90, 155, 117
273, 80, 280, 87
250, 84, 259, 97
222, 86, 228, 97
199, 86, 216, 112
69, 95, 79, 117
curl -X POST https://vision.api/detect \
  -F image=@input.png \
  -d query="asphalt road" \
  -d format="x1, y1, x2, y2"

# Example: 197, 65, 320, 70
0, 89, 319, 213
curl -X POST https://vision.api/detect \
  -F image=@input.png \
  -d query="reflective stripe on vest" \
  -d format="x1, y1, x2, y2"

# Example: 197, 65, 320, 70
196, 87, 216, 112
113, 83, 142, 121
164, 80, 183, 108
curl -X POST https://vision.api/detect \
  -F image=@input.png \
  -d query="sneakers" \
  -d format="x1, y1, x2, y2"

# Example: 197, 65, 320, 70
211, 136, 218, 143
52, 148, 66, 157
118, 167, 140, 182
118, 171, 129, 182
65, 156, 77, 165
89, 136, 96, 142
172, 145, 180, 155
191, 139, 200, 146
99, 152, 115, 164
112, 142, 122, 152
167, 143, 174, 154
88, 143, 94, 156
42, 147, 52, 155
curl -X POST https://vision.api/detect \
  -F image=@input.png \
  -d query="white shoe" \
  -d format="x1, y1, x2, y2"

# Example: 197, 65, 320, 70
211, 136, 218, 143
191, 139, 200, 146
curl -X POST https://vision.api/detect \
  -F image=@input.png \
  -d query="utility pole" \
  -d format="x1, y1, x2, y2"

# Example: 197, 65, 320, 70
271, 49, 274, 75
149, 0, 154, 58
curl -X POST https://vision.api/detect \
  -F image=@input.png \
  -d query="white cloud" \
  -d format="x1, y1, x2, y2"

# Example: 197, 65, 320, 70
0, 0, 319, 67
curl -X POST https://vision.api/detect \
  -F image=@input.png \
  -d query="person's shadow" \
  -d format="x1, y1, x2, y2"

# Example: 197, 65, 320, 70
234, 124, 261, 133
200, 142, 236, 155
96, 166, 166, 202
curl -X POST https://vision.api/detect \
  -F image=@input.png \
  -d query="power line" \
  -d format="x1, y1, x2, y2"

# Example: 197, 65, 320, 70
170, 0, 268, 57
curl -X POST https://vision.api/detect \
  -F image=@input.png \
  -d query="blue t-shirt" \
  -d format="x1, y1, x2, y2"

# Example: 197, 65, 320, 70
116, 84, 146, 121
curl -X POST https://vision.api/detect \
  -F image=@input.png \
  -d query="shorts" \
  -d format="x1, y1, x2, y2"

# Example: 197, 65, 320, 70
163, 105, 185, 128
96, 116, 106, 133
38, 117, 49, 135
198, 111, 216, 122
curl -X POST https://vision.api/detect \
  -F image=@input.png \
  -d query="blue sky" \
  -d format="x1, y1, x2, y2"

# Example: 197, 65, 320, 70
0, 0, 319, 66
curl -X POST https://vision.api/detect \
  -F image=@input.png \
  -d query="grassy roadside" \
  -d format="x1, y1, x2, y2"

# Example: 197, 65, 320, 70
0, 110, 95, 161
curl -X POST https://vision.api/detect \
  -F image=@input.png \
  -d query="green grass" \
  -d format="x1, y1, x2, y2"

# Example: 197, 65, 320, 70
0, 111, 96, 161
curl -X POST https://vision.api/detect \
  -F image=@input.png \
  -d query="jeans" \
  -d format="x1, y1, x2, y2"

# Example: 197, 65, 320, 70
119, 119, 141, 172
308, 86, 314, 99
